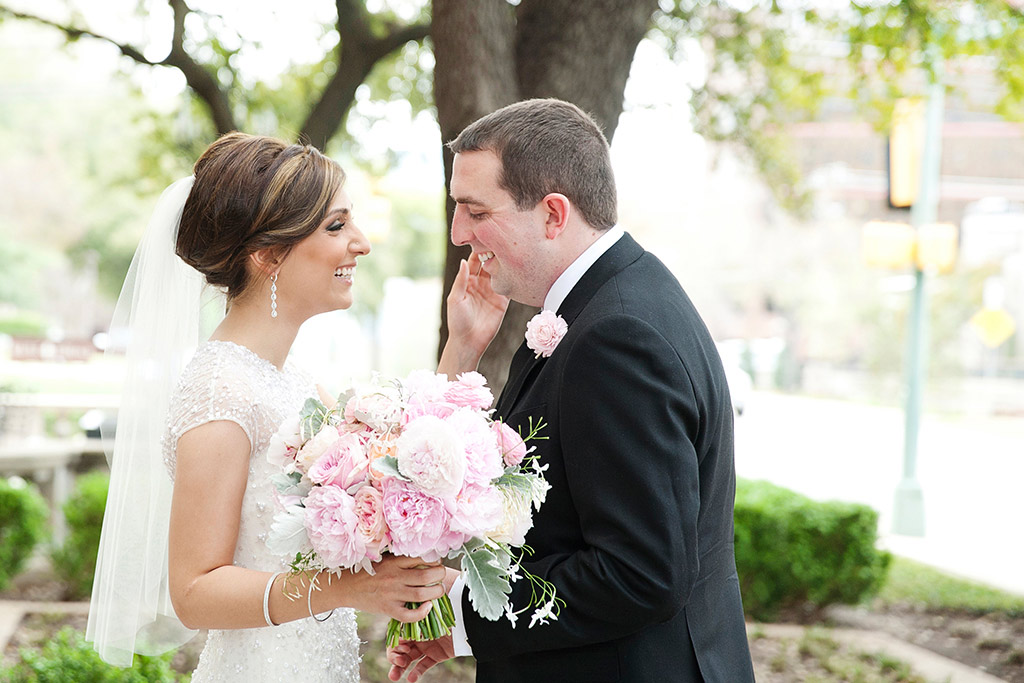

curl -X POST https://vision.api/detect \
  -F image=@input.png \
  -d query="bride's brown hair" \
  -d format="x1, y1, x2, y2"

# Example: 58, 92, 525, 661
176, 132, 346, 300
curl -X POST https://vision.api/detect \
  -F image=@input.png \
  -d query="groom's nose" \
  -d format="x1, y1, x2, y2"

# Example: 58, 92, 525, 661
451, 205, 472, 246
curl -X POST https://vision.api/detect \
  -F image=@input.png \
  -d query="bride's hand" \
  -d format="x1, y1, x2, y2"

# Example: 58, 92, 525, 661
340, 555, 446, 623
440, 253, 510, 375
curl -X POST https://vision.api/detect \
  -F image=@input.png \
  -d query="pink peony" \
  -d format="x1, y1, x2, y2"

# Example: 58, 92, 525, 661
446, 408, 503, 486
444, 372, 494, 410
450, 484, 505, 538
353, 485, 389, 559
308, 432, 369, 490
402, 370, 450, 404
344, 389, 402, 430
525, 310, 567, 358
294, 424, 343, 473
395, 415, 465, 501
400, 400, 456, 426
381, 480, 462, 562
304, 485, 369, 570
493, 421, 528, 467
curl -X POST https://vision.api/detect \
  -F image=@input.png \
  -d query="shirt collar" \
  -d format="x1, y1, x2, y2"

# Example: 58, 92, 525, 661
543, 225, 624, 313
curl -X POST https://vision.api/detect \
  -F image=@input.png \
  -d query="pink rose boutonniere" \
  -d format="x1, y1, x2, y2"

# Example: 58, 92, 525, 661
525, 310, 568, 358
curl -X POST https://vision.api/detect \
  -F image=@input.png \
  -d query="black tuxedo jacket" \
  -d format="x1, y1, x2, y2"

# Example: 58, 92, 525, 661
463, 234, 754, 682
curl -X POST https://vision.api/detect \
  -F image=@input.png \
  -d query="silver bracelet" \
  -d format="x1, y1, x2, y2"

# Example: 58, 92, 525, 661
263, 571, 283, 627
307, 575, 335, 623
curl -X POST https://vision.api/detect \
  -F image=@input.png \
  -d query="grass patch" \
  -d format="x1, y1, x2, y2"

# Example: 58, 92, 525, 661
878, 556, 1024, 616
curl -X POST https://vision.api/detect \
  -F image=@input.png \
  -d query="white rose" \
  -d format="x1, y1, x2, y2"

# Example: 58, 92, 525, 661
295, 424, 340, 473
395, 415, 465, 500
489, 489, 534, 547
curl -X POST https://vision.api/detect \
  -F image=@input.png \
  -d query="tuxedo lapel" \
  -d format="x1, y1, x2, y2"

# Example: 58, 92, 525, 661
495, 341, 542, 417
494, 233, 645, 417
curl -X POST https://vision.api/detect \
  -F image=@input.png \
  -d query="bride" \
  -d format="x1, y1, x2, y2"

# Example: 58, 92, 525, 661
86, 132, 508, 681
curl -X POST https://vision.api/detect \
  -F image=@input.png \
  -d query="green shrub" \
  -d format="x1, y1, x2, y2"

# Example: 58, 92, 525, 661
734, 478, 891, 620
1, 626, 187, 682
0, 477, 49, 591
51, 471, 109, 599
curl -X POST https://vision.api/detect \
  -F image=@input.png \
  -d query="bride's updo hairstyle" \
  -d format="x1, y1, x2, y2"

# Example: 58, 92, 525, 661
176, 132, 345, 300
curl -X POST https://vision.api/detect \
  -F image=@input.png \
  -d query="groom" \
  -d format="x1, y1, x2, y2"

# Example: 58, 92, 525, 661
390, 98, 754, 682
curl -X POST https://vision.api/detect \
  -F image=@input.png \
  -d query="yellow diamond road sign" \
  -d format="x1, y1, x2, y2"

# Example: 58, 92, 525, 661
970, 308, 1016, 349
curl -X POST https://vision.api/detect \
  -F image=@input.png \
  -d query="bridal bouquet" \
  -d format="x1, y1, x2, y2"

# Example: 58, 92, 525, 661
265, 370, 560, 647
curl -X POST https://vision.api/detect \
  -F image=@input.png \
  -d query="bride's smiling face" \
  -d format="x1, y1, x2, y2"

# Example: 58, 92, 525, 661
274, 186, 370, 318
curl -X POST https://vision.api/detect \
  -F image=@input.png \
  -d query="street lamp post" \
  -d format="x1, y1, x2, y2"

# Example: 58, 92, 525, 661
892, 60, 945, 537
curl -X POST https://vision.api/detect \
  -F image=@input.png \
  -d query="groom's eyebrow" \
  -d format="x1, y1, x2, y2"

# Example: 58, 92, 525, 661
451, 194, 481, 206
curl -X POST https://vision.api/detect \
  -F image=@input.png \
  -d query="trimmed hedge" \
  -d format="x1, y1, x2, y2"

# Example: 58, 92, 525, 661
51, 471, 109, 599
0, 477, 49, 592
734, 478, 891, 620
0, 626, 186, 682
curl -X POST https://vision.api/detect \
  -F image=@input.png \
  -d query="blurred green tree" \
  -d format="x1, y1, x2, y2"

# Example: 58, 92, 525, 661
2, 0, 1022, 386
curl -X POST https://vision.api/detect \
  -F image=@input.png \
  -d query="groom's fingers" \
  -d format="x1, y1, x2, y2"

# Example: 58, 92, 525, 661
407, 655, 442, 682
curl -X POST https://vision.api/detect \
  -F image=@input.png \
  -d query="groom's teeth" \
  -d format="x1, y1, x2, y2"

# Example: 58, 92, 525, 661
479, 252, 493, 263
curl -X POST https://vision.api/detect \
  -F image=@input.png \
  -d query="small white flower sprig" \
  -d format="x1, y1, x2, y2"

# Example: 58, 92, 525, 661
525, 310, 567, 358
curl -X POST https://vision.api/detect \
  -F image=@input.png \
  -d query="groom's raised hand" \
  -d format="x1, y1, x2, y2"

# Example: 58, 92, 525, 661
439, 253, 510, 376
387, 635, 455, 682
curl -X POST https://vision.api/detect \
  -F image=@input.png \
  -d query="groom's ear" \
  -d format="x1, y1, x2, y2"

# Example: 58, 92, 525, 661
541, 193, 571, 240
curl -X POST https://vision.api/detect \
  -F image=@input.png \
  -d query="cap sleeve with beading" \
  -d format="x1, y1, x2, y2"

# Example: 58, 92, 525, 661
162, 343, 261, 479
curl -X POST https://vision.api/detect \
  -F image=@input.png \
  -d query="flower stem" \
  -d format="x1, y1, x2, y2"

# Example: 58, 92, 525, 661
384, 594, 456, 649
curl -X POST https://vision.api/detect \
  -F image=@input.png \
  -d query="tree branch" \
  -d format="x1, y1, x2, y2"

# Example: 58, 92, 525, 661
0, 2, 237, 135
0, 6, 155, 65
298, 4, 430, 148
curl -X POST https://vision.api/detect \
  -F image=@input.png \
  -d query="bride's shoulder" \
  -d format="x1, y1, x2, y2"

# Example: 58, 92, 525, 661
175, 340, 264, 397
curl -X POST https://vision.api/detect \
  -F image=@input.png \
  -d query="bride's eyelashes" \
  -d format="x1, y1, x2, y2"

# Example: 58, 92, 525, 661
326, 220, 346, 232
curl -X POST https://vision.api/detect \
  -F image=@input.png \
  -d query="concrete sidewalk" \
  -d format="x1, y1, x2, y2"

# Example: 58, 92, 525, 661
0, 599, 90, 656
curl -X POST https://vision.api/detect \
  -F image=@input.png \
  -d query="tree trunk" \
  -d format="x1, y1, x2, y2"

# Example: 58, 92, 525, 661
433, 0, 520, 391
434, 0, 658, 394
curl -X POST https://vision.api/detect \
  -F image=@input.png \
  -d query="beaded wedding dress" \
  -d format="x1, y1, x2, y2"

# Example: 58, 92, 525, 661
163, 340, 360, 682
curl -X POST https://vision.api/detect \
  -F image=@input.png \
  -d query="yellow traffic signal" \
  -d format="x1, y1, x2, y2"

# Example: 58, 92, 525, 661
888, 98, 926, 209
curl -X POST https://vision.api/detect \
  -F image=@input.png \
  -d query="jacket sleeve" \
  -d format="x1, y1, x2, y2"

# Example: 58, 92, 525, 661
463, 313, 702, 660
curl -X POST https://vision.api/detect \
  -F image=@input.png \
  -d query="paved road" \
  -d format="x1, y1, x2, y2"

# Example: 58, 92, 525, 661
733, 392, 1024, 596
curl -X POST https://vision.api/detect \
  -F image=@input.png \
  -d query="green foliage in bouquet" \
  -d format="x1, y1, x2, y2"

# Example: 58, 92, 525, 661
733, 478, 891, 621
50, 471, 109, 599
0, 477, 49, 592
0, 626, 187, 682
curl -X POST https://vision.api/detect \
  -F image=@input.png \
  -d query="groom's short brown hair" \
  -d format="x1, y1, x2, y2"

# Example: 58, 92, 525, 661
448, 99, 617, 230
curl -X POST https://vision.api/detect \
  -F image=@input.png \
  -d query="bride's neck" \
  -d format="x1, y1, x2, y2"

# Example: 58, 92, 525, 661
209, 296, 298, 371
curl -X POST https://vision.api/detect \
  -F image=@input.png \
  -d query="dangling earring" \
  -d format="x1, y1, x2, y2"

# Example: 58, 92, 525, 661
270, 273, 279, 318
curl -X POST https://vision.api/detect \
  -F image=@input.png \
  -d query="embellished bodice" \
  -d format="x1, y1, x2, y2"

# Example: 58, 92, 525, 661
162, 340, 359, 681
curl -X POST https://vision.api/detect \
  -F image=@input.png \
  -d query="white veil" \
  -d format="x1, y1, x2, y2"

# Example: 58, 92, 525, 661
86, 176, 226, 666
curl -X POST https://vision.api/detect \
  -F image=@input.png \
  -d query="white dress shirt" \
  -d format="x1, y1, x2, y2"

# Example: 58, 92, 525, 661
447, 225, 624, 657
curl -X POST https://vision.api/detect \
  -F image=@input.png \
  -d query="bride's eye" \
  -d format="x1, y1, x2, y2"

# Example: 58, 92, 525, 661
326, 220, 345, 232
